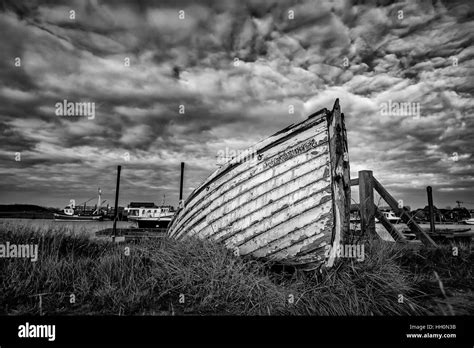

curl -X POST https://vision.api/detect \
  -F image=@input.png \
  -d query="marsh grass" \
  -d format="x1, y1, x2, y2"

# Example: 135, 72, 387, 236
0, 224, 471, 315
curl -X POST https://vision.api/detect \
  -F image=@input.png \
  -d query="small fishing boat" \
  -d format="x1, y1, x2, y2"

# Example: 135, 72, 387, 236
54, 188, 104, 221
167, 99, 351, 269
54, 209, 103, 221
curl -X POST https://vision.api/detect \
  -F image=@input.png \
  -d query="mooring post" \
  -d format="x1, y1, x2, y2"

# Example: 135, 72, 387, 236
427, 186, 435, 233
359, 170, 375, 237
179, 162, 185, 204
112, 165, 121, 239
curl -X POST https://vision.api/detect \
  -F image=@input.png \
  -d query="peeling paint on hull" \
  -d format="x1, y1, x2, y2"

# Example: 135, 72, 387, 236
168, 100, 351, 269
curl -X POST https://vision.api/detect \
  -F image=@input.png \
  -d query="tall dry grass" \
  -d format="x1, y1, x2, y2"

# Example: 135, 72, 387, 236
0, 223, 471, 315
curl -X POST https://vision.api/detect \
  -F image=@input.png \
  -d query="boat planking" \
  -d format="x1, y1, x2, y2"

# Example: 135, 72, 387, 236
167, 99, 351, 269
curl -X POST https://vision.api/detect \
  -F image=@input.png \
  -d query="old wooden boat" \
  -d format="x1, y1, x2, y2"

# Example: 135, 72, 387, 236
167, 99, 351, 269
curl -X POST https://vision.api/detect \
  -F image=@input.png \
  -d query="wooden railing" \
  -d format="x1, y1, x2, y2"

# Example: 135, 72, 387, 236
351, 170, 437, 247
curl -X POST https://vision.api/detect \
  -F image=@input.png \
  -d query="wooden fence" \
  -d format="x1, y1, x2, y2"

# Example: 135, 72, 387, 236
351, 170, 437, 247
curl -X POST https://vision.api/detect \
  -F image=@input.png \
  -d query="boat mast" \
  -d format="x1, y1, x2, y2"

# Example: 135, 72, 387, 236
92, 187, 102, 214
97, 187, 102, 212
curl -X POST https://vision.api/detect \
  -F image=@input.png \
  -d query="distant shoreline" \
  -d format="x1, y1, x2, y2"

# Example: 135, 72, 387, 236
0, 212, 54, 219
0, 204, 56, 219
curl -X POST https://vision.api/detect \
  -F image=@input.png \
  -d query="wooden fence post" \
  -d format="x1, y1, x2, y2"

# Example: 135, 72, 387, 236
112, 165, 121, 239
358, 170, 376, 237
179, 162, 185, 202
426, 186, 435, 233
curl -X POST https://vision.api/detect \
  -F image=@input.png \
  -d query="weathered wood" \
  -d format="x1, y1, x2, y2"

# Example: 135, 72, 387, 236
374, 206, 407, 242
372, 177, 437, 247
173, 132, 330, 239
215, 178, 332, 249
426, 186, 435, 233
326, 99, 351, 265
172, 114, 328, 230
172, 126, 328, 236
187, 132, 333, 259
350, 178, 359, 186
168, 101, 349, 268
358, 170, 376, 237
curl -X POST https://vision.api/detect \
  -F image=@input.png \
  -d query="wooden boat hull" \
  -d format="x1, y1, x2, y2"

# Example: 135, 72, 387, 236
167, 99, 350, 269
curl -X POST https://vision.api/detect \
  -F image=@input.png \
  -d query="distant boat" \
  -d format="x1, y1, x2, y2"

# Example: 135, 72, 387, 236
375, 211, 401, 224
54, 188, 104, 221
53, 210, 103, 221
167, 99, 351, 269
350, 210, 400, 224
125, 202, 175, 229
462, 218, 474, 225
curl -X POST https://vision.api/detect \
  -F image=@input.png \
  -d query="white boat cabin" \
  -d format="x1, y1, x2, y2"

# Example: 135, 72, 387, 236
125, 202, 175, 219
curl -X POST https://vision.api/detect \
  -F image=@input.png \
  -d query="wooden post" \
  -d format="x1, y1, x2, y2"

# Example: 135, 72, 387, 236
359, 170, 375, 237
372, 177, 436, 247
179, 162, 185, 202
427, 186, 435, 233
112, 165, 121, 239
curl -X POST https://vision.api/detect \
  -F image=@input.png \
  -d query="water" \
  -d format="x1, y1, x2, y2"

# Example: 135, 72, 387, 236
0, 218, 135, 237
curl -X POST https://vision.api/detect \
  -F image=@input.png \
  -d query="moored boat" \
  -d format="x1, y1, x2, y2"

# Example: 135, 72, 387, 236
462, 218, 474, 225
374, 211, 401, 224
54, 188, 104, 221
53, 211, 103, 221
167, 99, 351, 269
125, 202, 175, 228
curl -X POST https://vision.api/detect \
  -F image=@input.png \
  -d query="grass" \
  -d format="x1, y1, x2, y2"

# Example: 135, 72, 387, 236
0, 222, 472, 315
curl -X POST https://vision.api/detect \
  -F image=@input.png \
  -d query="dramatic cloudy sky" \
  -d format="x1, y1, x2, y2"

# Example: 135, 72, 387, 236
0, 0, 473, 209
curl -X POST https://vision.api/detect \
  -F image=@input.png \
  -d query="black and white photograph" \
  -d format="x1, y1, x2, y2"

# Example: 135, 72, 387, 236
0, 0, 473, 345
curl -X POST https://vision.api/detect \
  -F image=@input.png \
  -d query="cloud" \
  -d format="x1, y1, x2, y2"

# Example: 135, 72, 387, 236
0, 0, 472, 209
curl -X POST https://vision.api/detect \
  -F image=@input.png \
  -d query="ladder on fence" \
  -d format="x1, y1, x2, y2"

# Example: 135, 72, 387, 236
351, 170, 437, 247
